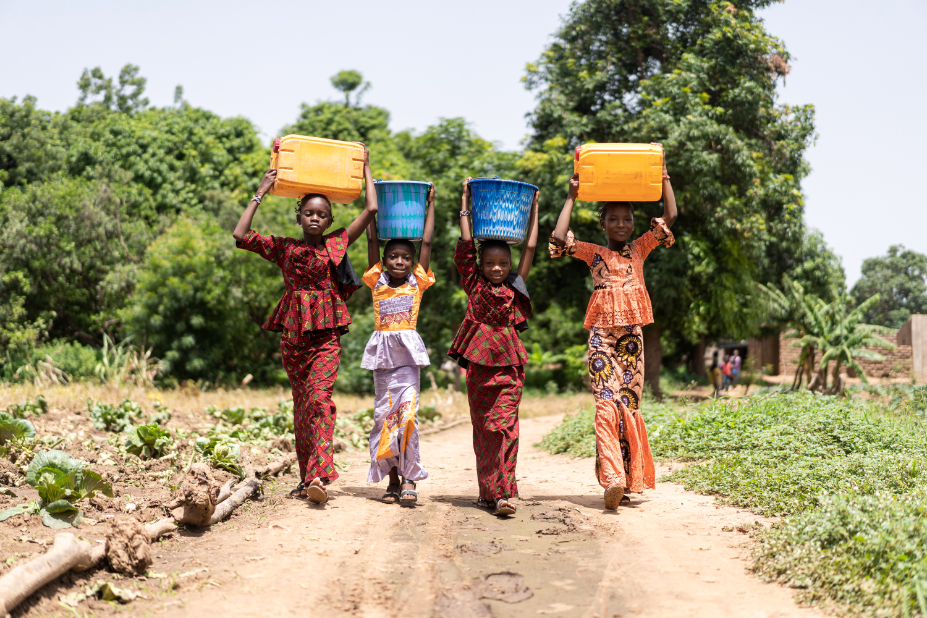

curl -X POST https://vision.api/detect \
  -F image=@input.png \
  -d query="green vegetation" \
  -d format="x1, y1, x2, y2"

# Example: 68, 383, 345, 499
0, 412, 36, 445
193, 437, 243, 479
87, 398, 142, 432
0, 449, 113, 528
851, 245, 927, 329
3, 395, 48, 418
124, 423, 173, 459
541, 389, 927, 616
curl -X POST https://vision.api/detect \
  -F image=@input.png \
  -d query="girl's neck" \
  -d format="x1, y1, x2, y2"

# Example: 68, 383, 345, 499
387, 274, 406, 288
303, 231, 323, 246
606, 239, 627, 252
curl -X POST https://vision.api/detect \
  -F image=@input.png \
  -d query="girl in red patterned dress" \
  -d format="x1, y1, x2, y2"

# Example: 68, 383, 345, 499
232, 145, 378, 504
549, 146, 677, 510
449, 178, 539, 517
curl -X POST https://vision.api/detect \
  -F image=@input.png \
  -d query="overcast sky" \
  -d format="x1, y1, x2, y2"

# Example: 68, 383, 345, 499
1, 0, 924, 286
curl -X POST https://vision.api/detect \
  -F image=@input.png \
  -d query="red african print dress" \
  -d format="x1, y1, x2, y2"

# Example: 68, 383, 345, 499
237, 228, 361, 486
449, 239, 532, 502
549, 219, 674, 493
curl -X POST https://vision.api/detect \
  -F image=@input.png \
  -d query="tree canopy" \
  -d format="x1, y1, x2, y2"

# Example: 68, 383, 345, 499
851, 245, 927, 329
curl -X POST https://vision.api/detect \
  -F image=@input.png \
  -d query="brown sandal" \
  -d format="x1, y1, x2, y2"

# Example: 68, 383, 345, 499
604, 484, 625, 510
288, 482, 307, 499
306, 479, 328, 504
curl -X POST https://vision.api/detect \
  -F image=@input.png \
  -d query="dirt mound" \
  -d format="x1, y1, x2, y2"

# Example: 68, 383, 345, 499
0, 458, 21, 485
166, 463, 220, 526
106, 516, 152, 575
271, 436, 293, 452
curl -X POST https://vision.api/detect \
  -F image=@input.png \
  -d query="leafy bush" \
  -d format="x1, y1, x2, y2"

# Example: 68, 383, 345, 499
651, 392, 927, 516
87, 398, 142, 432
537, 406, 596, 458
753, 491, 927, 617
5, 395, 48, 418
33, 340, 98, 380
0, 412, 36, 445
0, 449, 113, 528
194, 438, 243, 478
125, 423, 173, 459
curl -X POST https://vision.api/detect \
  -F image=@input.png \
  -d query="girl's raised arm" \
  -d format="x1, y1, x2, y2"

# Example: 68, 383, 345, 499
550, 173, 579, 246
653, 143, 677, 228
346, 144, 379, 245
233, 169, 277, 241
458, 177, 473, 242
418, 183, 436, 271
516, 190, 540, 281
365, 216, 380, 269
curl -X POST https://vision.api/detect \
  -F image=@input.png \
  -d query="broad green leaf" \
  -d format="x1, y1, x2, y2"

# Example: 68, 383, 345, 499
76, 469, 114, 500
44, 499, 78, 514
40, 507, 82, 529
25, 450, 84, 485
0, 503, 33, 522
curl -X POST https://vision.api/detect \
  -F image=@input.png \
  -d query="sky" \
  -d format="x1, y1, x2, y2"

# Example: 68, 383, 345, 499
1, 0, 924, 286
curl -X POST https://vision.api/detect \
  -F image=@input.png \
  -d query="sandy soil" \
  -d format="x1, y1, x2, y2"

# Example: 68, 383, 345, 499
2, 411, 824, 618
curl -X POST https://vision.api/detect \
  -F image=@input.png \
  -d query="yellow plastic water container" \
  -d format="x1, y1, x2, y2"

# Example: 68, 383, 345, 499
574, 143, 664, 202
269, 135, 365, 203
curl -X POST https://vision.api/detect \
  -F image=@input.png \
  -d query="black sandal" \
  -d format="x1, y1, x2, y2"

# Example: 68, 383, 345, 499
382, 482, 400, 504
399, 480, 417, 505
475, 498, 493, 509
288, 482, 307, 499
492, 498, 516, 516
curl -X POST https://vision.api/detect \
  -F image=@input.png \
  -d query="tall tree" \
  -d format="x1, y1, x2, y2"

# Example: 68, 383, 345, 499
851, 245, 927, 329
523, 0, 816, 390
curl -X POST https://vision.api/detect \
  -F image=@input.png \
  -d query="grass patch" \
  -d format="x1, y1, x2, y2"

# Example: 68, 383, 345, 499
538, 389, 927, 616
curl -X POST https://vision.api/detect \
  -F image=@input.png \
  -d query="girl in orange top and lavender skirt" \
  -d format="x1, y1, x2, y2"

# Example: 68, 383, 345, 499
549, 147, 677, 510
362, 184, 436, 506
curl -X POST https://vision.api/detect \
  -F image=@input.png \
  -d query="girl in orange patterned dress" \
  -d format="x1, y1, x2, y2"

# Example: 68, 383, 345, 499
549, 146, 677, 510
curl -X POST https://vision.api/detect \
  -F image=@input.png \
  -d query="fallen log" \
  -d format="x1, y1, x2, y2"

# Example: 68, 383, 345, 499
216, 478, 236, 504
210, 468, 261, 525
255, 454, 295, 478
166, 463, 220, 526
0, 533, 94, 616
420, 418, 468, 436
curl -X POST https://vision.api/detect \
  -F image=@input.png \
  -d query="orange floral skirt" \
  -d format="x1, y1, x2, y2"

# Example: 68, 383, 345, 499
587, 325, 655, 493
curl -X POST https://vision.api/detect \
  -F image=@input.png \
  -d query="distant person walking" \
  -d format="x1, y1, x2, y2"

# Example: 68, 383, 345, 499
709, 352, 721, 398
721, 356, 733, 392
731, 350, 742, 388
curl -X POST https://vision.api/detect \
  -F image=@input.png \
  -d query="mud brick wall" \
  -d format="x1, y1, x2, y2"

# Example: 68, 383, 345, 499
778, 331, 913, 379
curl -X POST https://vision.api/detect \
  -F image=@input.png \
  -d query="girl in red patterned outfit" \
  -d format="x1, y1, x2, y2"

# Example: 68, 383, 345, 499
232, 145, 378, 504
449, 178, 539, 517
549, 145, 677, 510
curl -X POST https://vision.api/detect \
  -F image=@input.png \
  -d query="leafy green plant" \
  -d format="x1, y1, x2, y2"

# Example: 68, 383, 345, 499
194, 438, 243, 478
148, 401, 172, 425
125, 423, 173, 459
4, 395, 49, 418
0, 450, 113, 528
0, 412, 36, 445
87, 398, 142, 432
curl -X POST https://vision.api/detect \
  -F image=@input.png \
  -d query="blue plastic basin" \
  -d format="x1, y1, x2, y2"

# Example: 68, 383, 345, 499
468, 178, 538, 244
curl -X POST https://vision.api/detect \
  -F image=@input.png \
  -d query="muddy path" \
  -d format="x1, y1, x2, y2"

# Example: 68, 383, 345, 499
84, 413, 816, 618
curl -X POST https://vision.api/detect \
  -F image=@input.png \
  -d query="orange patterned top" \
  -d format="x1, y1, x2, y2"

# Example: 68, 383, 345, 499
548, 218, 674, 329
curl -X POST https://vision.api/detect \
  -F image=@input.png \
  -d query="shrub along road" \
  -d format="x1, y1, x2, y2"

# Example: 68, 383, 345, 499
149, 414, 819, 618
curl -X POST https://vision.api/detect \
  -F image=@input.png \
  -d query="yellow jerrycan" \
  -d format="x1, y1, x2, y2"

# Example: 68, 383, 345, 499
269, 135, 365, 203
574, 143, 664, 202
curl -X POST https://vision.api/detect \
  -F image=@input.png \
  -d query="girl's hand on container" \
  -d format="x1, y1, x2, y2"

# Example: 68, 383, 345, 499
462, 177, 472, 197
357, 142, 369, 167
257, 169, 277, 197
651, 142, 667, 176
568, 172, 579, 199
427, 182, 435, 204
533, 189, 540, 209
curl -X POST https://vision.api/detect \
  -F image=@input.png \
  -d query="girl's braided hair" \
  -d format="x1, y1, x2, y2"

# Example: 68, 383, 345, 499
598, 201, 634, 224
295, 194, 333, 219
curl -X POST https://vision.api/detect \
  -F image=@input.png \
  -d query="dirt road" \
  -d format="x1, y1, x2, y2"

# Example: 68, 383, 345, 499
99, 412, 818, 618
